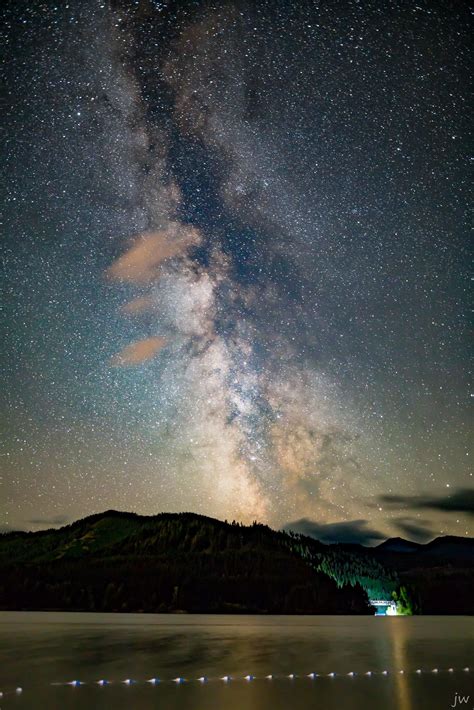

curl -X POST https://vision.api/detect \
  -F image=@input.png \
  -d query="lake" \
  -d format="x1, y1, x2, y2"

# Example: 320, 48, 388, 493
0, 613, 472, 709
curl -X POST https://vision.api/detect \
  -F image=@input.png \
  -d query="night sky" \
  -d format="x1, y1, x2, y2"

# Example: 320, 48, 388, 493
1, 0, 472, 543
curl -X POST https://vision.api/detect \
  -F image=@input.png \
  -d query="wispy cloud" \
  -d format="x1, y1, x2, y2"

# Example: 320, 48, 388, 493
120, 295, 155, 315
283, 518, 385, 546
379, 488, 474, 517
391, 517, 435, 543
27, 515, 69, 527
106, 224, 201, 284
110, 336, 166, 366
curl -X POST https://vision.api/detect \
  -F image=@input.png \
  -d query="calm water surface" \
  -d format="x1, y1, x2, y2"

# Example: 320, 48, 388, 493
0, 613, 472, 709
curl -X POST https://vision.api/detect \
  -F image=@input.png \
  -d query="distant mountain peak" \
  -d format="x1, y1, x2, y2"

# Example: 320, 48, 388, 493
377, 535, 474, 557
376, 537, 422, 552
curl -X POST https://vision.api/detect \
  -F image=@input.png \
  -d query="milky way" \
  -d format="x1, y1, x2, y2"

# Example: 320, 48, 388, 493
1, 0, 471, 541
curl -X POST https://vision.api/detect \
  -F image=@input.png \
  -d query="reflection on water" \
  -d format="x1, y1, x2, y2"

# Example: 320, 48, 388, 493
388, 614, 412, 710
0, 613, 472, 709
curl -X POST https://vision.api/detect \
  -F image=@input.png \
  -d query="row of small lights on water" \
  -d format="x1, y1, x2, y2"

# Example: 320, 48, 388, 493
0, 666, 470, 697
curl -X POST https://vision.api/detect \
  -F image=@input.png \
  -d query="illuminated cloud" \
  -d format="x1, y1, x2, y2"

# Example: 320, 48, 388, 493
110, 336, 166, 366
121, 295, 155, 315
106, 223, 201, 284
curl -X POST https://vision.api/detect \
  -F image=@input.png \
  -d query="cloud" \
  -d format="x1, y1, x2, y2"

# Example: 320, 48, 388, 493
379, 488, 474, 517
106, 223, 201, 284
391, 517, 435, 543
110, 336, 166, 366
121, 295, 155, 315
283, 518, 385, 546
27, 515, 69, 527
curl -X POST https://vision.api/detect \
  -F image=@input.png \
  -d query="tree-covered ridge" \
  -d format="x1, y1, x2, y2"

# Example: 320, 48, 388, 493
0, 512, 372, 615
0, 511, 399, 604
284, 531, 400, 599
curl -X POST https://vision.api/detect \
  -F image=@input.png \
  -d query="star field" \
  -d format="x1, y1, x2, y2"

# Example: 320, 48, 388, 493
1, 0, 471, 541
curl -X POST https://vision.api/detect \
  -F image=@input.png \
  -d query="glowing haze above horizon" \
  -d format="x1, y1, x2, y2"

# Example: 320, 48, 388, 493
1, 0, 472, 545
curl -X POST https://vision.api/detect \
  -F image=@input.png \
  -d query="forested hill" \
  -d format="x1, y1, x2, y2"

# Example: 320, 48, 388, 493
0, 511, 371, 614
0, 511, 472, 614
284, 529, 474, 614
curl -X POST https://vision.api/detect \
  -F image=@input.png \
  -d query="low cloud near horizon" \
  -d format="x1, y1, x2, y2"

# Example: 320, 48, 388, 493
283, 518, 386, 546
391, 517, 436, 543
26, 515, 70, 528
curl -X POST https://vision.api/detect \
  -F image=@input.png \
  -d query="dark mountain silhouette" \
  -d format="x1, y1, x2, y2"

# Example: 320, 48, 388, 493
377, 535, 474, 559
423, 535, 474, 559
376, 537, 422, 553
